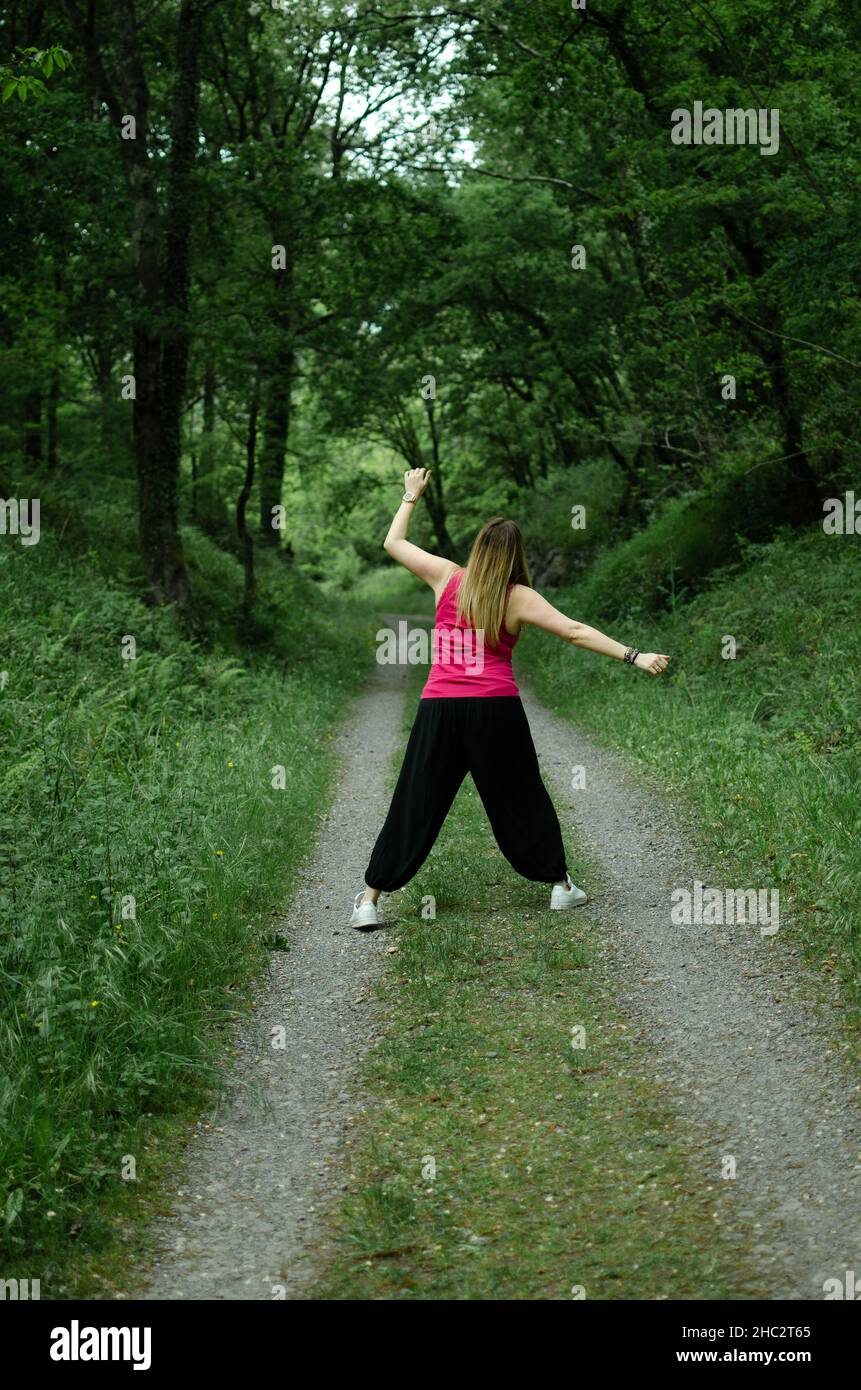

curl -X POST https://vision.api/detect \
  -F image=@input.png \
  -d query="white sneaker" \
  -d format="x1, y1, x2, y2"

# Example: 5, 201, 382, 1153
550, 873, 587, 910
351, 891, 381, 929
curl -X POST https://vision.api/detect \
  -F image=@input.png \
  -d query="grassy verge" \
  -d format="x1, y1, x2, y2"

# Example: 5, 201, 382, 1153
0, 489, 373, 1295
350, 564, 434, 613
516, 529, 861, 1026
312, 671, 759, 1300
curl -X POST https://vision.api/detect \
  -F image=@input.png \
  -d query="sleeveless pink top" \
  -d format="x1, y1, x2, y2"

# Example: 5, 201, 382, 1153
421, 569, 520, 699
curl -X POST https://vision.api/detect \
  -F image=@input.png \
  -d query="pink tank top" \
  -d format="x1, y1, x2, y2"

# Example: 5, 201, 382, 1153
421, 569, 520, 699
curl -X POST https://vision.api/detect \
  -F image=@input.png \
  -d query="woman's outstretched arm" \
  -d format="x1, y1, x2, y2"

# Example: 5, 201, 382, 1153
509, 585, 670, 677
383, 468, 456, 591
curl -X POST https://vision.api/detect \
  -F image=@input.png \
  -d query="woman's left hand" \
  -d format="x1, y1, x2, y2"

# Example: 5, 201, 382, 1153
404, 467, 431, 497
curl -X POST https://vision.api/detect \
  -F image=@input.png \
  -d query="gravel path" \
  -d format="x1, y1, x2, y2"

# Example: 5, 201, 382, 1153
139, 652, 408, 1300
137, 645, 859, 1302
523, 684, 861, 1300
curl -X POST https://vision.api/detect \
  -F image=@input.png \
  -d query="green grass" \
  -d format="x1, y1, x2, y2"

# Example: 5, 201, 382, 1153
0, 487, 373, 1294
313, 672, 760, 1300
518, 528, 861, 1024
554, 455, 824, 621
350, 563, 435, 613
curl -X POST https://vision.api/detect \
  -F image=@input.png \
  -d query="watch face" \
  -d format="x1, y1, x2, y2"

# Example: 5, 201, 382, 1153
404, 491, 416, 500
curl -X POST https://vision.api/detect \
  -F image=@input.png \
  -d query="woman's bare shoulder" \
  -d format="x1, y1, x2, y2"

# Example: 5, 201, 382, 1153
507, 581, 534, 611
433, 562, 462, 603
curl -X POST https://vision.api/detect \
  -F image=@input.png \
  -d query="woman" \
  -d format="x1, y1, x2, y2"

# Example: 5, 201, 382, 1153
351, 468, 670, 928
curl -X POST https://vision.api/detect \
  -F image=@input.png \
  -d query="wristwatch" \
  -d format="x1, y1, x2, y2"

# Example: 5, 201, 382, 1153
402, 491, 417, 504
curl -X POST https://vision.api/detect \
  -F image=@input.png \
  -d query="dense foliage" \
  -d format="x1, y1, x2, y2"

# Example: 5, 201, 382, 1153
3, 1, 859, 596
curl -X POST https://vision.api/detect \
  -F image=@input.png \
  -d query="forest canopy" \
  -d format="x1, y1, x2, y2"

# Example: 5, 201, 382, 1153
2, 0, 859, 610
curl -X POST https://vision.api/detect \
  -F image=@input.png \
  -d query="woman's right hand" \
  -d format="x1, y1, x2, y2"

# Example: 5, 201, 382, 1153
635, 652, 671, 676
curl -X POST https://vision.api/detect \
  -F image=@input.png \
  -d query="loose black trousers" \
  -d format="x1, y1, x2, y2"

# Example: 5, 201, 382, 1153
366, 696, 567, 892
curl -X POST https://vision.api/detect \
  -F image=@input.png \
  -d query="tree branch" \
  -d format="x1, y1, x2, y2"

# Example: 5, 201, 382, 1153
728, 309, 859, 370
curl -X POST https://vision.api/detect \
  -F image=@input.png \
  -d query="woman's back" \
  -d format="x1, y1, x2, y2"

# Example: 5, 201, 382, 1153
421, 568, 520, 699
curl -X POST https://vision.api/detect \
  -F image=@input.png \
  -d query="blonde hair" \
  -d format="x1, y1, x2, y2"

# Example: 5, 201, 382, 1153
455, 518, 531, 648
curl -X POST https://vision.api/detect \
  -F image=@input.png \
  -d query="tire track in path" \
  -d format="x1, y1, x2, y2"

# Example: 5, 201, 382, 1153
524, 684, 861, 1300
139, 650, 408, 1300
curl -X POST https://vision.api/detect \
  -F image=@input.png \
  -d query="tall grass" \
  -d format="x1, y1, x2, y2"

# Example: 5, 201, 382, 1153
0, 492, 369, 1284
519, 529, 861, 1019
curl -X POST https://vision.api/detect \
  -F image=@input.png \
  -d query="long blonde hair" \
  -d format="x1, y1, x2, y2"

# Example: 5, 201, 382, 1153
455, 518, 531, 648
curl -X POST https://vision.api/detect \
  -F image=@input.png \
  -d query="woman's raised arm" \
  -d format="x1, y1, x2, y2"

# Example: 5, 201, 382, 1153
383, 468, 456, 592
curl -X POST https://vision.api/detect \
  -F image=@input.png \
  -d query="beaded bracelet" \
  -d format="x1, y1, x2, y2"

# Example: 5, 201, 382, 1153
624, 646, 640, 666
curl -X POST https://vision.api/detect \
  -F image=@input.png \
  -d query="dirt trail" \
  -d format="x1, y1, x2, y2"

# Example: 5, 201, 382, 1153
139, 651, 409, 1300
137, 644, 859, 1302
523, 684, 861, 1300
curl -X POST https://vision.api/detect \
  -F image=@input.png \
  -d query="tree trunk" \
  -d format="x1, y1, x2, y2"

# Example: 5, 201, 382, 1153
110, 0, 187, 603
258, 252, 295, 552
237, 366, 262, 618
95, 343, 115, 457
197, 355, 218, 530
152, 0, 205, 600
718, 219, 819, 521
23, 389, 41, 466
258, 343, 295, 553
755, 324, 818, 522
67, 0, 205, 604
422, 397, 454, 550
135, 325, 186, 603
423, 471, 453, 552
46, 367, 60, 469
